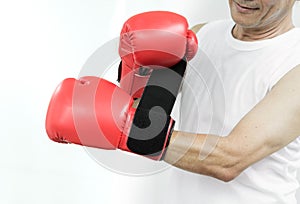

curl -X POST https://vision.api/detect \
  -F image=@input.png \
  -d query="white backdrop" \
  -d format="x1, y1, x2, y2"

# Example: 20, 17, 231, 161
0, 0, 299, 203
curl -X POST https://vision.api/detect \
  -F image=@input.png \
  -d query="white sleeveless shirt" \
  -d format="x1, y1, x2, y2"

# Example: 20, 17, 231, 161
167, 20, 300, 204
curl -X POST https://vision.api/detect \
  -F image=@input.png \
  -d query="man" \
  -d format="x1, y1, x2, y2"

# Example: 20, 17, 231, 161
45, 1, 300, 203
161, 0, 300, 203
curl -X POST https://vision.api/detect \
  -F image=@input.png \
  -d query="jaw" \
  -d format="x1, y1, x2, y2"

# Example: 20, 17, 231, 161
232, 15, 294, 41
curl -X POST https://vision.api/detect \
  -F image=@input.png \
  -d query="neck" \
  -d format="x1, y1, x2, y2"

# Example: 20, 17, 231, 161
232, 14, 294, 41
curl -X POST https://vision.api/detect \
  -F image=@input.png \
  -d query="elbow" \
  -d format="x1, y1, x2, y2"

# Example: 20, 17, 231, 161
218, 168, 240, 182
210, 156, 243, 182
214, 138, 244, 182
192, 162, 242, 182
215, 164, 242, 182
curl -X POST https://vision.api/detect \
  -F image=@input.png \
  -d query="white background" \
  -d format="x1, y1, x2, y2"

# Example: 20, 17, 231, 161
0, 0, 300, 203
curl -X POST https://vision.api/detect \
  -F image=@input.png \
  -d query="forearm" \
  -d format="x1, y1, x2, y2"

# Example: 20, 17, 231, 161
163, 131, 242, 182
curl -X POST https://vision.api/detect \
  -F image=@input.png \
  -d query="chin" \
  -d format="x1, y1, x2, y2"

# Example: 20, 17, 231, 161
229, 1, 262, 28
231, 12, 261, 28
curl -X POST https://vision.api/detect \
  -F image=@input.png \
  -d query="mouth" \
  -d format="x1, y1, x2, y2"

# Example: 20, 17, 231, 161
234, 1, 260, 13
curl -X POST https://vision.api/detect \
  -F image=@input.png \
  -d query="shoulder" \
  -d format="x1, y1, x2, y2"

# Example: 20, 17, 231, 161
190, 24, 206, 34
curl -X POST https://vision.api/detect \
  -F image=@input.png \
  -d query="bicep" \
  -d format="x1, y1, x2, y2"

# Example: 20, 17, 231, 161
226, 65, 300, 170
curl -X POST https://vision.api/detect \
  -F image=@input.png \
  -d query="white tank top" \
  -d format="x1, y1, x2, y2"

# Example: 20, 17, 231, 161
167, 19, 300, 204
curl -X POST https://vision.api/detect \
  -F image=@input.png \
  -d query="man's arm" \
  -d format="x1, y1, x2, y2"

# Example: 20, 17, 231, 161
163, 64, 300, 182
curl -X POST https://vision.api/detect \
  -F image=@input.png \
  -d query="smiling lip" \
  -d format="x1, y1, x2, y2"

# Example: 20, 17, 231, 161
234, 1, 259, 13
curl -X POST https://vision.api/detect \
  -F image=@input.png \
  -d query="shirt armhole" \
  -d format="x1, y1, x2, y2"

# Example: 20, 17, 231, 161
268, 63, 300, 91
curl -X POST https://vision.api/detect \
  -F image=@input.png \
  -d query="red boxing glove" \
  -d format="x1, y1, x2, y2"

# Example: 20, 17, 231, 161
45, 76, 174, 160
118, 11, 198, 99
